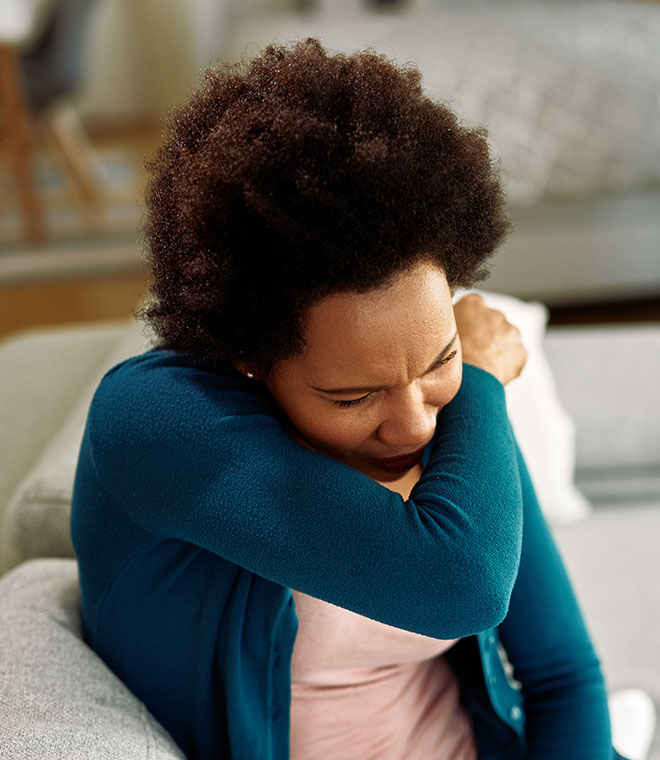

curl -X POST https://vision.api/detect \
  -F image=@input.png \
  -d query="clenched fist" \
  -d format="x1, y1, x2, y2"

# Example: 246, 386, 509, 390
454, 294, 528, 386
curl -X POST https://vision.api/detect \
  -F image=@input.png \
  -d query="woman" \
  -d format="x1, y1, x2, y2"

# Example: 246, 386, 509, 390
71, 39, 622, 759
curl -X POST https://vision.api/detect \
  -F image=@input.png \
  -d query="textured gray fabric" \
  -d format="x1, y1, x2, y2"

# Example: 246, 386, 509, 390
221, 0, 660, 206
0, 558, 185, 760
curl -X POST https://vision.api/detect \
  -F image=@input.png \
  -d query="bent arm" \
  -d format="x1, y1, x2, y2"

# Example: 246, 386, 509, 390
498, 441, 612, 758
85, 350, 522, 639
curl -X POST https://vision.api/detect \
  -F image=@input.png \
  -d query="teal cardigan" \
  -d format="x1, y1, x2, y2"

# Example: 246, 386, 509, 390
71, 350, 618, 759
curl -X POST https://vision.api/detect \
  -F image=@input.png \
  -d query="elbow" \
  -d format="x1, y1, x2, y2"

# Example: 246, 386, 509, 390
471, 518, 523, 629
427, 565, 516, 639
464, 557, 518, 632
479, 584, 513, 630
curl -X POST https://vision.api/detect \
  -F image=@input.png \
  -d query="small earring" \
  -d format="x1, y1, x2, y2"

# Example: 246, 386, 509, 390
245, 372, 254, 379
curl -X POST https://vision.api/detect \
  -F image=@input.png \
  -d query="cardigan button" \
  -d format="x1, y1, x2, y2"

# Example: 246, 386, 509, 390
510, 706, 522, 720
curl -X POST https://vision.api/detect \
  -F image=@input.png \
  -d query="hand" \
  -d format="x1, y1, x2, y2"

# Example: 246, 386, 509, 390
454, 294, 527, 386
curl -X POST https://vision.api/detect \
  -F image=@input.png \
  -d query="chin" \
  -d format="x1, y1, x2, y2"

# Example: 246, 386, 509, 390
348, 458, 415, 483
371, 468, 412, 483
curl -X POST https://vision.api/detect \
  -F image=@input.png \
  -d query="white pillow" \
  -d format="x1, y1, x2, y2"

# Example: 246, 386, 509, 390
454, 289, 591, 525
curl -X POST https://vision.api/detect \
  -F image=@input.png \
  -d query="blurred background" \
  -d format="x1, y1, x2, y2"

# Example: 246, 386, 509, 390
1, 0, 659, 340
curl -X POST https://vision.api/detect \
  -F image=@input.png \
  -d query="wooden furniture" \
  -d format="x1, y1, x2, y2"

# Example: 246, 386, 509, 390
0, 42, 45, 243
0, 0, 100, 245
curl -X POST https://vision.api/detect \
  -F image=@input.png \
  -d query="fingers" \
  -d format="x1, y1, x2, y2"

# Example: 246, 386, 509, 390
454, 294, 528, 385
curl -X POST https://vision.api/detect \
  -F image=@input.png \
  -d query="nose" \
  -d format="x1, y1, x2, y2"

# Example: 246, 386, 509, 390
376, 384, 438, 450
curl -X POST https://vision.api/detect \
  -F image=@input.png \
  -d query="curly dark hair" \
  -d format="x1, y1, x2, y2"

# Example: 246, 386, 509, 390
138, 37, 510, 376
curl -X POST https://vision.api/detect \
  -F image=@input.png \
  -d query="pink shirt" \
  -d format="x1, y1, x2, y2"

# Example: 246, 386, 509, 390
289, 588, 478, 760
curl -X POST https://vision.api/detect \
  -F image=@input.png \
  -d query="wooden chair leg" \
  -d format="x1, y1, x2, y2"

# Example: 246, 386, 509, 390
0, 43, 46, 244
44, 100, 102, 218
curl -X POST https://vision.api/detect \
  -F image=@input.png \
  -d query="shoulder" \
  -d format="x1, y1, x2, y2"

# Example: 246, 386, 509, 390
97, 348, 274, 413
87, 348, 282, 451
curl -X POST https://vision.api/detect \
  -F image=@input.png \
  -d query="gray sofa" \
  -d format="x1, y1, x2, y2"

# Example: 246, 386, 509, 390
0, 309, 658, 758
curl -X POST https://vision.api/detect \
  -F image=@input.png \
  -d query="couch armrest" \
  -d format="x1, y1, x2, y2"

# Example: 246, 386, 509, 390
0, 321, 131, 525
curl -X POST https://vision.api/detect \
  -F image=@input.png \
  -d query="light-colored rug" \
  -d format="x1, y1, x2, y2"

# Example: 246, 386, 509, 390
0, 146, 145, 285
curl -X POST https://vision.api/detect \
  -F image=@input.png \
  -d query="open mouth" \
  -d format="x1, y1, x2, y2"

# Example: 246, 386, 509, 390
369, 446, 426, 474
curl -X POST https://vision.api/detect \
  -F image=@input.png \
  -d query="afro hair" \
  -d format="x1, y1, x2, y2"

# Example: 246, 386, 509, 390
138, 37, 510, 375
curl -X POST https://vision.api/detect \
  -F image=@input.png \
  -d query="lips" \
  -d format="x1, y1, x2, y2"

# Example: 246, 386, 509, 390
369, 446, 426, 474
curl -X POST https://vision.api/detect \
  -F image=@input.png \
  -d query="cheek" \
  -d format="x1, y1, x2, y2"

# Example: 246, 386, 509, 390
294, 406, 377, 452
446, 360, 464, 402
266, 379, 374, 452
425, 362, 463, 410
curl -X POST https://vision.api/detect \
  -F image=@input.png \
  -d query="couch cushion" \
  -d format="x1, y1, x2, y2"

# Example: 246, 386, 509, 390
553, 503, 660, 725
0, 321, 129, 530
554, 501, 660, 759
545, 324, 660, 507
0, 319, 154, 573
545, 325, 660, 472
0, 558, 185, 759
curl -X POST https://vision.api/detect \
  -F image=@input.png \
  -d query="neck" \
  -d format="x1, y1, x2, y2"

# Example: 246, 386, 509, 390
375, 463, 423, 500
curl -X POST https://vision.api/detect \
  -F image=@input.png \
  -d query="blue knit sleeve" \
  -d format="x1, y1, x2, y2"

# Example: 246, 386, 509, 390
83, 350, 522, 639
497, 440, 613, 757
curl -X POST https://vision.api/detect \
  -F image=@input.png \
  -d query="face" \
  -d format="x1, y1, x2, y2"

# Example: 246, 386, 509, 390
262, 261, 462, 482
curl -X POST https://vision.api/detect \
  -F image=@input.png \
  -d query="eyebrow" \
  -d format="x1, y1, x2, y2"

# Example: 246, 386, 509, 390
311, 332, 459, 396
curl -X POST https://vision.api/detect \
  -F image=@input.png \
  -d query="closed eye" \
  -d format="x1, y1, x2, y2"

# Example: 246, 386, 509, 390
429, 350, 457, 372
333, 394, 371, 409
332, 351, 457, 409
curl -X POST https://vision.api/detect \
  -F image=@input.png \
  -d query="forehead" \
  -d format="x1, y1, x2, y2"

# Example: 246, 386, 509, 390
299, 262, 454, 381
